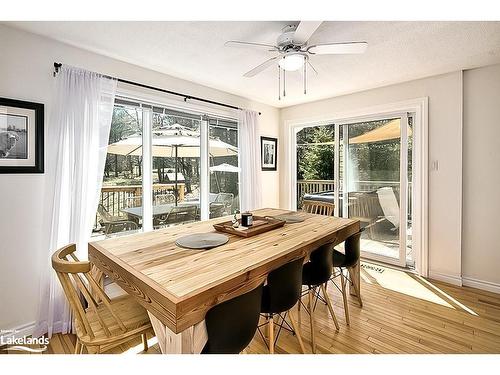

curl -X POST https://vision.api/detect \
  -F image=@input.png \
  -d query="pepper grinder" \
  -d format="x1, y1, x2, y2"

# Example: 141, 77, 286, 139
232, 210, 240, 228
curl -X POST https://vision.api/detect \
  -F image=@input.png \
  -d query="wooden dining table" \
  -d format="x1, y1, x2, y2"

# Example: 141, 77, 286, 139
88, 207, 360, 354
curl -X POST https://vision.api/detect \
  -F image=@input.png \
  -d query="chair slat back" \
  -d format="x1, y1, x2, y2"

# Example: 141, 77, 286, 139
302, 200, 334, 216
52, 244, 127, 340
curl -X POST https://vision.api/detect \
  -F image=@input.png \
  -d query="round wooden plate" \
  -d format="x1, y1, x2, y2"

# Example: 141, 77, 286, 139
175, 233, 229, 250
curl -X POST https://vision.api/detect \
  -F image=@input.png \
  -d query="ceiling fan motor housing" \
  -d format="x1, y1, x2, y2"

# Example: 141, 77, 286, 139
277, 25, 303, 51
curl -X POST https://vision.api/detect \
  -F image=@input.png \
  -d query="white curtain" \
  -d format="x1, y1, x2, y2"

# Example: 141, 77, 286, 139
238, 110, 262, 211
34, 66, 117, 338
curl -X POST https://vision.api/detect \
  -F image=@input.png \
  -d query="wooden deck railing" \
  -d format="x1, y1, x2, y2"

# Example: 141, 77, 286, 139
297, 180, 335, 199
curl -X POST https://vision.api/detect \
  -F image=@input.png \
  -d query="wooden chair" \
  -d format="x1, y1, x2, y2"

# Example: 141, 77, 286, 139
302, 199, 334, 216
52, 244, 152, 354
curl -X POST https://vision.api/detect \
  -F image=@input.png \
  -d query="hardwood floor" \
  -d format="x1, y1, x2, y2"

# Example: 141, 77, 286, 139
14, 262, 500, 354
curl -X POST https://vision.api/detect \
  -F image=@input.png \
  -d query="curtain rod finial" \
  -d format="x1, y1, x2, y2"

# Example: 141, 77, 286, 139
53, 62, 62, 77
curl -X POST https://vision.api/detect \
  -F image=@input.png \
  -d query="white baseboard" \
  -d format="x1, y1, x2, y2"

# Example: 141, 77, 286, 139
428, 271, 463, 286
1, 321, 35, 340
462, 276, 500, 294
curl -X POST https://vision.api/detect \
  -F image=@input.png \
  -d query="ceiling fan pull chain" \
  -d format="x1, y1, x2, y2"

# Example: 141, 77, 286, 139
304, 61, 307, 95
278, 66, 281, 101
283, 68, 286, 97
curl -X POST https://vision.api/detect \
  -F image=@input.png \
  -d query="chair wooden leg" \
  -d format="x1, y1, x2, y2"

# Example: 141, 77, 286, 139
141, 333, 148, 352
268, 314, 274, 354
340, 271, 350, 326
288, 308, 306, 354
321, 283, 340, 331
74, 339, 81, 355
79, 344, 85, 354
308, 288, 316, 354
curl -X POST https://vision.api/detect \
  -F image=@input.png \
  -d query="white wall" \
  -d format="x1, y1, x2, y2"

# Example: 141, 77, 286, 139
462, 64, 500, 292
0, 24, 280, 332
280, 72, 464, 284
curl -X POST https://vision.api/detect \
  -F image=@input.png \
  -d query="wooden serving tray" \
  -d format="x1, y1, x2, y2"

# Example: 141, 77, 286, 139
213, 215, 286, 237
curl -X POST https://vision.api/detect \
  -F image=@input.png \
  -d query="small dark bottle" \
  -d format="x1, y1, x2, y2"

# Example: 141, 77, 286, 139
241, 212, 253, 227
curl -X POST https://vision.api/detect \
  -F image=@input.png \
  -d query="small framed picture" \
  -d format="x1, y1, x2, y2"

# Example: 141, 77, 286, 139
0, 97, 44, 174
261, 136, 277, 171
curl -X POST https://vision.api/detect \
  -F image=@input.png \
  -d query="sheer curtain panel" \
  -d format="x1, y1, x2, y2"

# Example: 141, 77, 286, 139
34, 66, 117, 338
238, 110, 262, 211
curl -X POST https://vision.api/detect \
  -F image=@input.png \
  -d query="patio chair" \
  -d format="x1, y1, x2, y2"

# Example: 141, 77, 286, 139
376, 187, 400, 230
209, 202, 226, 219
154, 205, 198, 228
105, 221, 139, 237
215, 193, 234, 214
97, 204, 128, 233
155, 193, 176, 205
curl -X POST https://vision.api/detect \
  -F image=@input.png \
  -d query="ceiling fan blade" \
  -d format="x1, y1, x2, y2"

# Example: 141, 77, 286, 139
243, 56, 279, 77
292, 21, 323, 45
225, 40, 278, 50
307, 42, 368, 55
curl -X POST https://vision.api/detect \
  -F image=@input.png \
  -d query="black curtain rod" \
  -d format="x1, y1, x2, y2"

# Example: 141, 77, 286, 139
53, 63, 261, 115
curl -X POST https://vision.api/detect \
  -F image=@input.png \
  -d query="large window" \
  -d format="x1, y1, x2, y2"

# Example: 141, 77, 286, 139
93, 97, 239, 238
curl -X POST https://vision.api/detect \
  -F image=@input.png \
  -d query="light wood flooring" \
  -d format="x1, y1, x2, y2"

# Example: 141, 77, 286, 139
6, 262, 500, 354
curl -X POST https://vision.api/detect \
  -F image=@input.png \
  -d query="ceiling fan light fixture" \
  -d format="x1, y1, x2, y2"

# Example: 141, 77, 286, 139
278, 53, 307, 72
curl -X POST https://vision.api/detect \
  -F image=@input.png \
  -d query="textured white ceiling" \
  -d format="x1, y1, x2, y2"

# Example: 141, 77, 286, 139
7, 21, 500, 108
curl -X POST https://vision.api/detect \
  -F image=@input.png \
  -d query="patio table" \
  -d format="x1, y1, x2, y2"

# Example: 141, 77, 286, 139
122, 201, 200, 222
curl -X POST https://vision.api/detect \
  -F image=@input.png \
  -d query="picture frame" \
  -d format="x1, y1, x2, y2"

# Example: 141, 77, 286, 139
260, 136, 277, 171
0, 97, 44, 174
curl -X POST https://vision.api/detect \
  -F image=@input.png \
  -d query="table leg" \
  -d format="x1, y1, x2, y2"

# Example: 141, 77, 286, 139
148, 312, 208, 354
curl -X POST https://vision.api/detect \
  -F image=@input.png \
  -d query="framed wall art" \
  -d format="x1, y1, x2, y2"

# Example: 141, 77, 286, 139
0, 97, 44, 173
261, 136, 277, 171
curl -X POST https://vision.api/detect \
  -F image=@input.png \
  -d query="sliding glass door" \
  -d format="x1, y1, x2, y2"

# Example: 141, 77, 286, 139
93, 97, 239, 238
295, 114, 413, 267
338, 115, 411, 267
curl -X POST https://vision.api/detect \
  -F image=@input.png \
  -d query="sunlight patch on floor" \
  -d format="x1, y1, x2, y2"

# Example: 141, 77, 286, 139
122, 336, 158, 354
362, 263, 454, 308
414, 275, 479, 316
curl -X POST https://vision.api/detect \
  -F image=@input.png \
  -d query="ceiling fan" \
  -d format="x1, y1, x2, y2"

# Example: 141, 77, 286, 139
225, 21, 367, 99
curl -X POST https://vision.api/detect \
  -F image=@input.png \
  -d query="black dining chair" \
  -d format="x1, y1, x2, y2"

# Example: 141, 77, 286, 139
301, 242, 340, 353
202, 283, 263, 354
330, 230, 363, 326
259, 257, 307, 354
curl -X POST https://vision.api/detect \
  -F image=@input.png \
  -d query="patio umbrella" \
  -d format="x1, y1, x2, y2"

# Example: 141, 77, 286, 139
349, 119, 413, 144
209, 163, 240, 173
107, 124, 238, 204
209, 163, 240, 194
107, 134, 238, 157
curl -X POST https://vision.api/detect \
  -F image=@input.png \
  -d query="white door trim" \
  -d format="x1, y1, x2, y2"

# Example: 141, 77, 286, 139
284, 97, 429, 277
